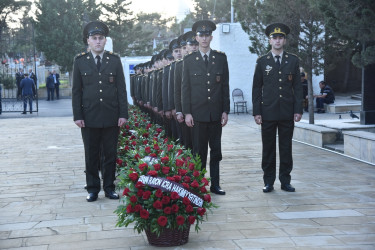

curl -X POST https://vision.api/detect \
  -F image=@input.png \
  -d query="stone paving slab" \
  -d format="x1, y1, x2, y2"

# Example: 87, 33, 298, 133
0, 100, 375, 249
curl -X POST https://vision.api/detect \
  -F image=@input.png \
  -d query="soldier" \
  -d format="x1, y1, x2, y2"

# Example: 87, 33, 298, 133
130, 65, 137, 105
252, 23, 303, 193
72, 21, 128, 202
182, 20, 230, 195
175, 31, 199, 149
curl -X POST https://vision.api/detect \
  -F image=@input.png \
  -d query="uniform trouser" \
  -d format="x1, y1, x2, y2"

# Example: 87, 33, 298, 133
163, 116, 172, 138
23, 95, 32, 112
54, 84, 59, 99
261, 120, 294, 186
81, 126, 119, 194
192, 121, 222, 186
174, 118, 183, 145
182, 122, 193, 150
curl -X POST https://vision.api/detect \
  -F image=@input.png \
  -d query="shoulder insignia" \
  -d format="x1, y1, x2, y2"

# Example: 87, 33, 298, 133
105, 51, 120, 58
213, 50, 225, 55
75, 52, 88, 60
285, 52, 301, 60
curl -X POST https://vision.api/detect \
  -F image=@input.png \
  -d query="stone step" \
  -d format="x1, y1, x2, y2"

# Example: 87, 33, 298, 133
324, 142, 344, 153
325, 103, 361, 113
351, 94, 362, 100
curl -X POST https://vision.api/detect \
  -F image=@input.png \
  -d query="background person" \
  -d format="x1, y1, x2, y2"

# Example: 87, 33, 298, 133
20, 72, 35, 114
314, 80, 335, 113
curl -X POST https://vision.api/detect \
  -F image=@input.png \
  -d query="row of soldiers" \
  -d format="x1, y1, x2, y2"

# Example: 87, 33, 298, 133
130, 31, 199, 150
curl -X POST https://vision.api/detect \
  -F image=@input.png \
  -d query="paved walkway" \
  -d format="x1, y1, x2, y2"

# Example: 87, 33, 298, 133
0, 100, 374, 249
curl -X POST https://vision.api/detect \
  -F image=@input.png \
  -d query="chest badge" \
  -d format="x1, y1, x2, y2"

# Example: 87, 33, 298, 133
288, 72, 293, 81
109, 76, 114, 83
265, 65, 272, 75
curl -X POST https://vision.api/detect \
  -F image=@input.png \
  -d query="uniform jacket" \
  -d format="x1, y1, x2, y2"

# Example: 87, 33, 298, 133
130, 74, 135, 98
252, 51, 303, 121
174, 59, 183, 113
20, 77, 35, 96
167, 61, 177, 110
72, 51, 128, 128
162, 64, 171, 111
181, 50, 230, 122
156, 69, 163, 110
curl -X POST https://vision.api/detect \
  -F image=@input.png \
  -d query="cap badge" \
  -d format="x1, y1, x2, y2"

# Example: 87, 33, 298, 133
202, 25, 206, 31
274, 27, 281, 33
212, 56, 215, 59
196, 57, 199, 60
87, 56, 90, 59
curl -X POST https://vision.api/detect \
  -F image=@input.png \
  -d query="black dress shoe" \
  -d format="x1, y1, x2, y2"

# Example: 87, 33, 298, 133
263, 184, 274, 193
281, 184, 295, 192
84, 184, 87, 190
210, 186, 226, 195
86, 193, 98, 202
21, 111, 26, 114
105, 191, 119, 199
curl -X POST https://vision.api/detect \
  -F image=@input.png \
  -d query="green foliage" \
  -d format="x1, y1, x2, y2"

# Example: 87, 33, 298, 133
192, 0, 231, 23
0, 73, 15, 89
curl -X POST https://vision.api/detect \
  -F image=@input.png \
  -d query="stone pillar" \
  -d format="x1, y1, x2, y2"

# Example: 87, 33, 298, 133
360, 63, 375, 125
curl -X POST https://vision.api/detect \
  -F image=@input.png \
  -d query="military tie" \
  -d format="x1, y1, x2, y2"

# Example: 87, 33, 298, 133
275, 55, 281, 68
204, 54, 208, 68
96, 55, 101, 71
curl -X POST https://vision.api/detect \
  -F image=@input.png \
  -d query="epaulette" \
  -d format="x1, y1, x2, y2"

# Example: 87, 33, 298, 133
74, 52, 89, 60
184, 51, 196, 59
105, 50, 120, 58
256, 54, 268, 62
285, 52, 300, 60
213, 49, 226, 55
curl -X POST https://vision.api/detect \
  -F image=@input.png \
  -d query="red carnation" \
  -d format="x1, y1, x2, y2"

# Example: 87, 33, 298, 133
188, 163, 195, 170
142, 190, 151, 200
143, 140, 148, 145
142, 132, 149, 138
130, 135, 136, 140
153, 200, 163, 210
186, 205, 194, 213
162, 166, 170, 174
135, 122, 139, 127
193, 170, 200, 177
161, 196, 171, 205
134, 153, 140, 160
129, 172, 139, 182
130, 195, 138, 203
124, 145, 129, 151
140, 209, 149, 219
134, 204, 142, 212
164, 138, 168, 143
183, 197, 191, 206
184, 176, 191, 183
138, 163, 148, 171
190, 180, 199, 188
173, 175, 182, 182
171, 192, 179, 200
131, 141, 137, 146
155, 189, 163, 198
116, 159, 123, 166
154, 144, 160, 150
204, 194, 211, 202
126, 204, 133, 213
137, 189, 144, 197
167, 176, 175, 182
163, 207, 172, 214
147, 170, 157, 177
156, 128, 163, 133
171, 204, 179, 213
161, 156, 169, 164
177, 149, 183, 156
125, 125, 130, 129
135, 181, 145, 189
176, 215, 185, 225
176, 159, 184, 167
153, 164, 161, 171
188, 216, 196, 224
123, 187, 130, 196
202, 178, 209, 186
200, 186, 207, 193
197, 207, 206, 216
150, 153, 157, 157
178, 169, 187, 176
182, 183, 190, 189
167, 144, 173, 151
145, 147, 151, 154
157, 216, 168, 227
146, 123, 152, 129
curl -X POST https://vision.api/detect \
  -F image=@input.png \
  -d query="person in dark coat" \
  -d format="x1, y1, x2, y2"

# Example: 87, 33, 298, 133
52, 70, 60, 99
181, 20, 230, 195
46, 72, 55, 101
16, 69, 24, 99
314, 80, 335, 113
72, 21, 128, 202
20, 73, 35, 114
252, 23, 303, 193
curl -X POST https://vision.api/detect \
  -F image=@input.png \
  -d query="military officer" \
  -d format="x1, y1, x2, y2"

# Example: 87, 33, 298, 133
252, 23, 303, 193
181, 20, 230, 195
72, 21, 128, 202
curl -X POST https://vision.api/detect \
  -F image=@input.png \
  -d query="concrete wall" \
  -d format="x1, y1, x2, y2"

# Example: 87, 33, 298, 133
211, 23, 258, 113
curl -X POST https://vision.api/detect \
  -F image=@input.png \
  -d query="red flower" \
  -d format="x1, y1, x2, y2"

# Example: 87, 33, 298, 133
178, 169, 187, 176
123, 187, 130, 196
190, 180, 199, 188
161, 156, 169, 164
173, 175, 181, 182
116, 159, 123, 166
197, 207, 206, 216
167, 176, 175, 182
124, 145, 129, 151
186, 205, 193, 213
176, 215, 185, 225
161, 196, 171, 205
150, 153, 157, 157
177, 149, 183, 156
137, 189, 144, 197
153, 200, 162, 209
155, 189, 163, 198
193, 171, 200, 177
202, 178, 209, 186
135, 122, 139, 127
167, 144, 173, 151
135, 181, 145, 189
138, 163, 148, 171
182, 183, 190, 189
131, 141, 137, 146
130, 195, 138, 203
188, 216, 196, 224
129, 172, 139, 182
164, 138, 168, 143
188, 163, 195, 170
182, 197, 191, 206
171, 192, 179, 200
163, 207, 172, 215
153, 164, 161, 171
142, 190, 151, 200
126, 204, 133, 213
171, 204, 179, 213
184, 176, 191, 183
146, 123, 152, 130
140, 209, 149, 219
156, 128, 163, 133
142, 132, 149, 138
143, 140, 148, 145
204, 194, 211, 202
134, 154, 140, 160
157, 216, 168, 227
145, 147, 151, 154
200, 186, 207, 193
153, 144, 160, 150
125, 125, 130, 129
162, 166, 170, 174
176, 159, 184, 167
147, 170, 157, 177
134, 204, 142, 212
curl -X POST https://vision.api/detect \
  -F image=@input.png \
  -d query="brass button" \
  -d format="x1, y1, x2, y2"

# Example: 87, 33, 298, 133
280, 95, 282, 97
279, 71, 282, 74
207, 73, 210, 76
207, 81, 210, 84
99, 81, 102, 84
208, 97, 211, 100
100, 90, 102, 92
100, 98, 103, 101
279, 87, 282, 89
99, 73, 101, 76
208, 89, 211, 92
279, 79, 282, 82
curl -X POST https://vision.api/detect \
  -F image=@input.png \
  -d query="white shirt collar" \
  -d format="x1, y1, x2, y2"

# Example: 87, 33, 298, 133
271, 51, 283, 63
200, 49, 211, 59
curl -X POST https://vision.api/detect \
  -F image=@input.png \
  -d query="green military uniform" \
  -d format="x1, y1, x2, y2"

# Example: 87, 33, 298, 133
72, 21, 128, 199
252, 23, 303, 189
